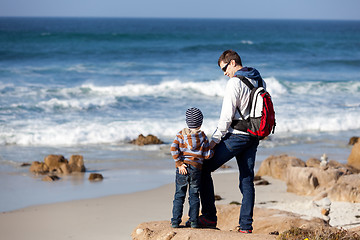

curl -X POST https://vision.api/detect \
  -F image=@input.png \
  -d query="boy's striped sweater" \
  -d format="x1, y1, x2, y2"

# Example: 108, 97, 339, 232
170, 128, 213, 169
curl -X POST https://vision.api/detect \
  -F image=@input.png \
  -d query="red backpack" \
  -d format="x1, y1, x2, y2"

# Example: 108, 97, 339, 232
231, 75, 276, 140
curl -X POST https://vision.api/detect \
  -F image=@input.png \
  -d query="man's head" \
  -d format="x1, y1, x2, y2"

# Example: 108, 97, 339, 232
218, 50, 243, 78
186, 107, 203, 129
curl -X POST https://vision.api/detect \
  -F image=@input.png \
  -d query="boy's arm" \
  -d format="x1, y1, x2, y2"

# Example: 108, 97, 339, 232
170, 133, 184, 167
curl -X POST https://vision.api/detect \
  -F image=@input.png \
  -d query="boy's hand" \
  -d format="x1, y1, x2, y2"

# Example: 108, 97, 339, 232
178, 164, 188, 175
209, 140, 217, 149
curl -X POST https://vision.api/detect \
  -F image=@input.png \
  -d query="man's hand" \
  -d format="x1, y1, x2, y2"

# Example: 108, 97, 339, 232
178, 164, 188, 175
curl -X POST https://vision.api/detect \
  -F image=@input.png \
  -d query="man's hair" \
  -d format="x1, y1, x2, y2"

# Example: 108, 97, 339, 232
218, 49, 242, 67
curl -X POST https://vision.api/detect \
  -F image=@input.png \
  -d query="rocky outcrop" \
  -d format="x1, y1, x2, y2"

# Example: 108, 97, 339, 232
132, 205, 330, 240
257, 154, 360, 203
29, 154, 86, 175
348, 141, 360, 170
256, 154, 306, 181
130, 134, 164, 145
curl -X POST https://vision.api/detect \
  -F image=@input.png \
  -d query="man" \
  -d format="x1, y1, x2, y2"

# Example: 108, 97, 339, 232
199, 49, 266, 233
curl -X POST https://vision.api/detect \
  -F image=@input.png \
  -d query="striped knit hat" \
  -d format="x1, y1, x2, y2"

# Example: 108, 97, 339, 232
186, 107, 203, 129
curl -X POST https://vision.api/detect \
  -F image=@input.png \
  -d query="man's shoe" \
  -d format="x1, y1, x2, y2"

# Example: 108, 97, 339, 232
198, 215, 217, 228
236, 226, 252, 233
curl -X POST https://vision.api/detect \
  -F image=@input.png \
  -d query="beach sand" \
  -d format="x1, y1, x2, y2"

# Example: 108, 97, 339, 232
1, 172, 359, 240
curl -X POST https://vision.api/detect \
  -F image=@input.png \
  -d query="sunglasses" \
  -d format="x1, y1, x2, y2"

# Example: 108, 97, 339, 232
221, 62, 230, 72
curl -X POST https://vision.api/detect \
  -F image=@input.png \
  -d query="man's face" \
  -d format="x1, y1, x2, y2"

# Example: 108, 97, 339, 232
220, 60, 235, 78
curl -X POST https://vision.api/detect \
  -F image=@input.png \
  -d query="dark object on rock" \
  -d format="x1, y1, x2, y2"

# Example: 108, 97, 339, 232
255, 180, 270, 185
229, 201, 241, 205
269, 231, 279, 235
349, 136, 359, 145
20, 163, 31, 167
130, 134, 164, 145
214, 195, 222, 201
254, 175, 262, 181
89, 173, 103, 181
42, 175, 60, 182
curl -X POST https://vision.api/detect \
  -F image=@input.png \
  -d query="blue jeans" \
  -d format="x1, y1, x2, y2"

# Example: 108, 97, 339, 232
200, 133, 259, 230
171, 164, 201, 224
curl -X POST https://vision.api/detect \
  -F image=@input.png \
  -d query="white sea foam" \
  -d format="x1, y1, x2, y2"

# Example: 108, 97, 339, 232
1, 77, 359, 146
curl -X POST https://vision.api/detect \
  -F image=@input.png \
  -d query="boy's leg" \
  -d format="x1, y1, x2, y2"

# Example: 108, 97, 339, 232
188, 165, 201, 225
171, 169, 188, 225
200, 134, 237, 223
236, 138, 259, 231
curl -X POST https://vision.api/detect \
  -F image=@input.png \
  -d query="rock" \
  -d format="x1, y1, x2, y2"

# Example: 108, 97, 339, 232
29, 161, 49, 174
256, 154, 306, 181
327, 174, 360, 203
286, 166, 342, 196
89, 173, 103, 181
130, 134, 164, 145
20, 163, 31, 167
44, 155, 68, 173
306, 158, 321, 168
349, 136, 359, 145
214, 195, 222, 201
255, 180, 270, 185
132, 205, 330, 240
69, 155, 86, 172
348, 141, 360, 170
42, 175, 60, 181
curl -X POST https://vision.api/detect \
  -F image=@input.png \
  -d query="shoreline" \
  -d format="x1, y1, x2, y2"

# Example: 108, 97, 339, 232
1, 172, 359, 240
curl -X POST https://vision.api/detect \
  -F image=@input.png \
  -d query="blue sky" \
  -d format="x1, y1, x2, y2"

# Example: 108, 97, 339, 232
1, 0, 360, 20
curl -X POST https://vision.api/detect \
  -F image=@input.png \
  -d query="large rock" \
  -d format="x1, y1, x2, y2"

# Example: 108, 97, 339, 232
29, 161, 49, 174
130, 134, 164, 146
30, 154, 86, 175
44, 155, 68, 172
69, 155, 86, 172
286, 166, 343, 196
348, 141, 360, 170
132, 205, 330, 240
256, 154, 306, 181
327, 174, 360, 203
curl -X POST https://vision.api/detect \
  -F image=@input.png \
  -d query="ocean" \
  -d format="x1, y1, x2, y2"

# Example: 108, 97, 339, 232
0, 17, 359, 212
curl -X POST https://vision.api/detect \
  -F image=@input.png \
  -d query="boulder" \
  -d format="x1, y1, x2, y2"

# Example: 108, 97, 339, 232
69, 155, 86, 172
348, 141, 360, 170
30, 154, 86, 176
44, 155, 68, 173
89, 173, 103, 181
256, 154, 306, 181
29, 161, 49, 174
286, 166, 342, 196
130, 134, 164, 145
327, 174, 360, 203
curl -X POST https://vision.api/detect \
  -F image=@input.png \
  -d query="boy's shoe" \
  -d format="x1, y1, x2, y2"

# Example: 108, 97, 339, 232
236, 226, 252, 233
171, 222, 180, 228
190, 221, 200, 228
198, 215, 217, 228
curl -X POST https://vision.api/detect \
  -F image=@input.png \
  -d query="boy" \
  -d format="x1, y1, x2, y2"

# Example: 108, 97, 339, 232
170, 107, 214, 228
